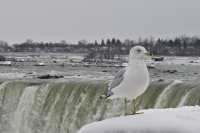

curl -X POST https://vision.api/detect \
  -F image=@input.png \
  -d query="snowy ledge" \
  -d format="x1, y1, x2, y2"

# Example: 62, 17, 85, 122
78, 106, 200, 133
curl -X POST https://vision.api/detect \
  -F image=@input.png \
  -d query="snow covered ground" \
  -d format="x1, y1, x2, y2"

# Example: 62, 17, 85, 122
78, 106, 200, 133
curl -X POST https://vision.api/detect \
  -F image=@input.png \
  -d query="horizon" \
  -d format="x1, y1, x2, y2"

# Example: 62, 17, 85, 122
2, 34, 200, 45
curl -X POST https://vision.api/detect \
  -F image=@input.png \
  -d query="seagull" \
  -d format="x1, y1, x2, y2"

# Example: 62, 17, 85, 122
105, 46, 150, 114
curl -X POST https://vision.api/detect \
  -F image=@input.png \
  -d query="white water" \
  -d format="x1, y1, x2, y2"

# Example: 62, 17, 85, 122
178, 90, 192, 107
154, 80, 182, 108
12, 86, 38, 133
0, 80, 200, 133
0, 81, 10, 107
43, 84, 65, 133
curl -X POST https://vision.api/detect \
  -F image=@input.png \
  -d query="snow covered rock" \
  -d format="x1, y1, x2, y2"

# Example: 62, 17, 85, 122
78, 106, 200, 133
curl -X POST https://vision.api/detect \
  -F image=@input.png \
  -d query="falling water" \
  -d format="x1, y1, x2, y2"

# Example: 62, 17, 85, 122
0, 80, 199, 133
154, 80, 182, 108
12, 86, 38, 133
0, 81, 10, 107
178, 90, 192, 107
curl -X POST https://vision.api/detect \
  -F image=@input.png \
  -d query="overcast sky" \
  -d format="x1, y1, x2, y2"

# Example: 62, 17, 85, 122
0, 0, 200, 43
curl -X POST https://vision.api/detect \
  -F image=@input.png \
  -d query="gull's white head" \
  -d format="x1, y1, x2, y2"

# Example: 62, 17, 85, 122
129, 46, 148, 60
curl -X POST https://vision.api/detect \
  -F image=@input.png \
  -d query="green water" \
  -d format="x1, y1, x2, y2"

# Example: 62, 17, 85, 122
0, 80, 200, 133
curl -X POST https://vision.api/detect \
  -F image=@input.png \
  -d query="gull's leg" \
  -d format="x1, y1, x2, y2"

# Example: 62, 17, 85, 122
125, 98, 137, 115
132, 99, 144, 114
131, 99, 136, 114
124, 98, 128, 115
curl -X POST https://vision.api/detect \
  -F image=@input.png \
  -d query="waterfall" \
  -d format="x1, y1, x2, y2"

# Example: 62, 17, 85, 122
178, 90, 192, 107
0, 80, 199, 133
0, 82, 10, 107
154, 80, 182, 108
43, 84, 67, 133
12, 86, 39, 133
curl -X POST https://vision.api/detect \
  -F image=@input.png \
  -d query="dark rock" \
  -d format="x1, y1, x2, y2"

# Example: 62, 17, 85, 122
163, 70, 178, 74
152, 57, 164, 62
37, 74, 64, 79
158, 79, 164, 82
102, 70, 108, 72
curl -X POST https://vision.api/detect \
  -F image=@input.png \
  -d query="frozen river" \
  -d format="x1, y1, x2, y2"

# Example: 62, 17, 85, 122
0, 53, 200, 82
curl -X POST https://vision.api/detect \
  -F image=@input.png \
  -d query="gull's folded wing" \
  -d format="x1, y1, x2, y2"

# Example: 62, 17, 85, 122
109, 68, 126, 91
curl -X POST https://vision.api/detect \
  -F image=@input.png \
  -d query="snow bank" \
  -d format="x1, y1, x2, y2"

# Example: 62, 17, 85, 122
78, 106, 200, 133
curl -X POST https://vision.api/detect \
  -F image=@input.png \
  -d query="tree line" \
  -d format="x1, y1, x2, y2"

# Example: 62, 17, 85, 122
1, 36, 200, 58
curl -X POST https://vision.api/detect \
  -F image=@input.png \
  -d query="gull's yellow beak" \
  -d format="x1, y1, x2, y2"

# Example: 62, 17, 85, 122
144, 52, 151, 60
145, 52, 151, 56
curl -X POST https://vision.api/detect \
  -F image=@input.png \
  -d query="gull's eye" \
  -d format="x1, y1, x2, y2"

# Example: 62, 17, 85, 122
136, 49, 142, 53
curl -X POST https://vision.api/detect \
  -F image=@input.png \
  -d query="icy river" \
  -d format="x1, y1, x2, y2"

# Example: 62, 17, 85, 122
0, 54, 200, 133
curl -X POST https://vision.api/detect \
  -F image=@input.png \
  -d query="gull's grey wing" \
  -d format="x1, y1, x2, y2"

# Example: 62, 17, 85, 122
106, 68, 126, 96
109, 68, 126, 90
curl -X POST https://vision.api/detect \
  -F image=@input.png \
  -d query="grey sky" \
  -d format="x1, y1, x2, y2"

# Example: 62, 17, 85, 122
0, 0, 200, 43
